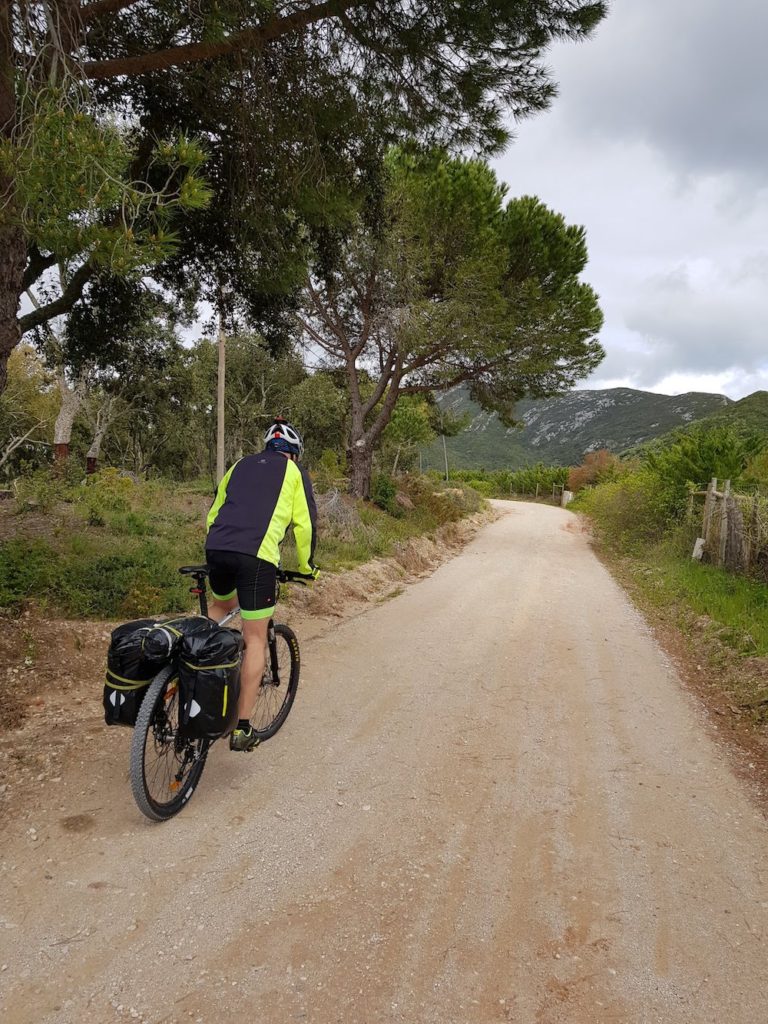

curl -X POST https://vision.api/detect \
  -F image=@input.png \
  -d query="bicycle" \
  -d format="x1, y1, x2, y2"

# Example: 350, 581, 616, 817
129, 565, 309, 821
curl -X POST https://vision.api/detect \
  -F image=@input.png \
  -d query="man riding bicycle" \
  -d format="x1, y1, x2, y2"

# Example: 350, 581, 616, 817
205, 417, 318, 751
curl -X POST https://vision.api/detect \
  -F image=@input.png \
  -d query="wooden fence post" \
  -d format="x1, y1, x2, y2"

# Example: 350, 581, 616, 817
718, 479, 731, 567
702, 477, 717, 552
751, 496, 761, 572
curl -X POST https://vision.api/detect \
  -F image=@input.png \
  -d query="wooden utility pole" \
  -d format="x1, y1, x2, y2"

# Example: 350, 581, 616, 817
216, 309, 226, 484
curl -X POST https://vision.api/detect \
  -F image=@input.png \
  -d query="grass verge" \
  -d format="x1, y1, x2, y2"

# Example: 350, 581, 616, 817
0, 469, 483, 620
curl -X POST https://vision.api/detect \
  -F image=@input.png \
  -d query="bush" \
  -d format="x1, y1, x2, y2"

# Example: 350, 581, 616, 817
313, 449, 347, 493
0, 537, 60, 610
646, 424, 765, 514
14, 470, 69, 513
568, 450, 621, 493
371, 473, 399, 516
449, 464, 569, 498
573, 468, 669, 551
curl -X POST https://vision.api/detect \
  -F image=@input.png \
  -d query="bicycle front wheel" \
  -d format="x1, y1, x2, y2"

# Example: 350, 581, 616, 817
130, 665, 210, 821
250, 623, 300, 741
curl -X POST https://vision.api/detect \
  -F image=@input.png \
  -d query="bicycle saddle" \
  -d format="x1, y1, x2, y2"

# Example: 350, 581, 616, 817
178, 564, 209, 576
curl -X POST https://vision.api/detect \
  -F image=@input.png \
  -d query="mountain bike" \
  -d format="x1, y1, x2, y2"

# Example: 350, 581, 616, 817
129, 565, 308, 822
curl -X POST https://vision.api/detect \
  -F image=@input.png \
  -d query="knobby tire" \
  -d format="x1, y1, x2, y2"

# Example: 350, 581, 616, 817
130, 665, 210, 821
250, 623, 300, 741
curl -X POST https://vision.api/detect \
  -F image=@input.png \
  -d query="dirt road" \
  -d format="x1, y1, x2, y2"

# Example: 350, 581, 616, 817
2, 501, 767, 1024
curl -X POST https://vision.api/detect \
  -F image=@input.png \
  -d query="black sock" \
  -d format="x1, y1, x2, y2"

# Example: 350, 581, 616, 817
237, 719, 250, 732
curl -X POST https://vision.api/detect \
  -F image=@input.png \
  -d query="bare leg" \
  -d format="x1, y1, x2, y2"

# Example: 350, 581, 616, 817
237, 618, 270, 721
207, 594, 237, 623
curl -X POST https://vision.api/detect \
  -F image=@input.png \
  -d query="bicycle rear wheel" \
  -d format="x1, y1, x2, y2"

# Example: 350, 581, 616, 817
130, 665, 210, 821
250, 623, 300, 741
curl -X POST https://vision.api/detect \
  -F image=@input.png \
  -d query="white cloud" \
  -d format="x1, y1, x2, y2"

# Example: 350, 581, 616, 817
492, 0, 768, 400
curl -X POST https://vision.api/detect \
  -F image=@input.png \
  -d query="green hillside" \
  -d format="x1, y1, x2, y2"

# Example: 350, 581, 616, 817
424, 387, 732, 470
706, 391, 768, 434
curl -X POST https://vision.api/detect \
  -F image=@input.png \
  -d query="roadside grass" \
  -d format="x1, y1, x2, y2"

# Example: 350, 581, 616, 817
0, 468, 483, 619
625, 548, 768, 657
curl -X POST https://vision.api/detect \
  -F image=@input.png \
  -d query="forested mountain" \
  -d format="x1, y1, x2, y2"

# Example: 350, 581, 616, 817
702, 391, 768, 435
424, 387, 732, 470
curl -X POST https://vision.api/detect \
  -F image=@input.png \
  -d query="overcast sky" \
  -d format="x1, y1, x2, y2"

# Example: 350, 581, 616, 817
492, 0, 768, 399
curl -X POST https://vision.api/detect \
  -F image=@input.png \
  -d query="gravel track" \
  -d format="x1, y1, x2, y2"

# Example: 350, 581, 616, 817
1, 501, 767, 1024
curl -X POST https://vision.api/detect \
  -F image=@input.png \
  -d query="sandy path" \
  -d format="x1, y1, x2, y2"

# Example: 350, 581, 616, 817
1, 501, 767, 1024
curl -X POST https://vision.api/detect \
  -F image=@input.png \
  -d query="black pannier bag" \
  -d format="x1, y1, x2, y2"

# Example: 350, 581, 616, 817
178, 627, 244, 740
103, 618, 158, 727
141, 615, 215, 663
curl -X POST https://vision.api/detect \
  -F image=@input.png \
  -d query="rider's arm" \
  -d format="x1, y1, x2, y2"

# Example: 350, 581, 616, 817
291, 464, 318, 577
206, 462, 237, 533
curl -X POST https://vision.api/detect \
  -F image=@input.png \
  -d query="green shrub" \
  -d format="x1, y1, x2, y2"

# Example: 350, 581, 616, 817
573, 468, 669, 551
14, 471, 70, 513
646, 424, 765, 515
371, 473, 399, 515
0, 538, 60, 610
313, 449, 347, 493
79, 468, 134, 511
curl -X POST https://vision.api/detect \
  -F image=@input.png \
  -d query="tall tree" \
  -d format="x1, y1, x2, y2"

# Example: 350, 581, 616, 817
297, 151, 604, 497
1, 1, 607, 389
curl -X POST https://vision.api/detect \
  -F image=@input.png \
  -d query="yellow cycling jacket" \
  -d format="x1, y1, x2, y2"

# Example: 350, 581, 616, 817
205, 450, 318, 574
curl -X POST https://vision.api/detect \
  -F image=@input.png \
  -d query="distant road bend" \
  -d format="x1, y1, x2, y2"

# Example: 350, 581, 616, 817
1, 501, 767, 1024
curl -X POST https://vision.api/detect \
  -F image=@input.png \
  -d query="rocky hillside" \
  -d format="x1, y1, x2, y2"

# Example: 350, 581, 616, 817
425, 387, 732, 470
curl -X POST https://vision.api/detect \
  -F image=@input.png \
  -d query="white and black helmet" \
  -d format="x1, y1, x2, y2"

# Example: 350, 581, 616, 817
264, 417, 304, 458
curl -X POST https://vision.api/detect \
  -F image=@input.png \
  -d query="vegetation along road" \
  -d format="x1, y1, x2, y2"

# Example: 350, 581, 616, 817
2, 501, 767, 1024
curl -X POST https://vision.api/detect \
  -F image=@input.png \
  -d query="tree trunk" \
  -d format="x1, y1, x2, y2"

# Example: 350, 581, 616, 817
348, 442, 373, 500
86, 395, 117, 474
0, 6, 25, 395
53, 371, 87, 468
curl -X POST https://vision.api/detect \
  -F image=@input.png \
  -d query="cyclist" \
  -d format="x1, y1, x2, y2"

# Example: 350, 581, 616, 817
205, 417, 318, 751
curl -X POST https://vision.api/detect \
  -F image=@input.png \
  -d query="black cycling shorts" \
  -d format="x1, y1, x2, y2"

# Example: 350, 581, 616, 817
205, 550, 277, 621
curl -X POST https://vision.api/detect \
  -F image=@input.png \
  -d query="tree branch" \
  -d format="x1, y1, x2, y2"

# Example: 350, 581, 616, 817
0, 420, 46, 470
80, 0, 143, 22
83, 0, 365, 80
361, 346, 397, 417
18, 262, 94, 334
368, 355, 404, 443
304, 278, 351, 354
294, 313, 344, 358
22, 246, 58, 291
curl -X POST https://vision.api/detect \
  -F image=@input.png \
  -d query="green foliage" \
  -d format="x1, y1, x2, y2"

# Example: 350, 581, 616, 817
383, 397, 436, 471
4, 85, 211, 274
14, 468, 69, 513
574, 426, 768, 553
743, 449, 768, 490
0, 469, 485, 617
0, 345, 56, 477
571, 467, 670, 551
449, 464, 569, 498
646, 424, 765, 515
0, 537, 58, 610
313, 449, 347, 493
288, 373, 348, 466
567, 450, 622, 492
371, 473, 399, 515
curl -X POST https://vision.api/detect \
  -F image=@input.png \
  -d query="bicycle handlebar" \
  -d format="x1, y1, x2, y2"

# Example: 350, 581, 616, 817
276, 569, 316, 585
